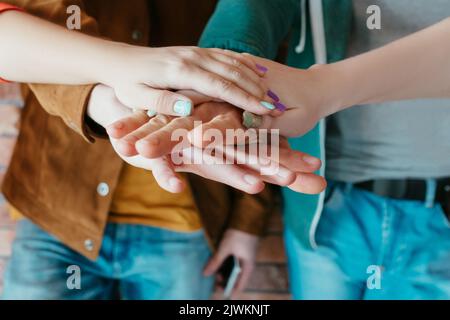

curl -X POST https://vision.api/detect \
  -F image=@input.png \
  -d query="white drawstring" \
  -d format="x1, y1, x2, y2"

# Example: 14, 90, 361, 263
309, 0, 327, 64
305, 0, 327, 249
295, 0, 307, 54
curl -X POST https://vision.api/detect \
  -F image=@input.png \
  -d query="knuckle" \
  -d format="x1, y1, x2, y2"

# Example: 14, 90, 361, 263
218, 78, 233, 93
154, 92, 170, 109
123, 134, 138, 144
172, 116, 194, 127
184, 48, 201, 60
152, 114, 171, 125
230, 58, 243, 68
170, 56, 191, 73
229, 68, 243, 81
241, 91, 253, 105
254, 86, 266, 99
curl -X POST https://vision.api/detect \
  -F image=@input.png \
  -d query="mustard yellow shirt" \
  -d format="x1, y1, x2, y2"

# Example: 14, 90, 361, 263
108, 164, 202, 232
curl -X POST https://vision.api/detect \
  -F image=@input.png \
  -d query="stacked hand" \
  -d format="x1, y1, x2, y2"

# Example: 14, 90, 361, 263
105, 47, 280, 117
87, 56, 328, 300
240, 54, 330, 137
88, 84, 326, 195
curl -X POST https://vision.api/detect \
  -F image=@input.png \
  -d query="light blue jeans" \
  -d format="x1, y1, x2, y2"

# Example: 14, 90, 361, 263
285, 181, 450, 300
2, 220, 214, 300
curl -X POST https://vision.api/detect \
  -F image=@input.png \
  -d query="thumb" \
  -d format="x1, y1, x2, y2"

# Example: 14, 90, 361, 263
204, 252, 228, 277
114, 84, 193, 117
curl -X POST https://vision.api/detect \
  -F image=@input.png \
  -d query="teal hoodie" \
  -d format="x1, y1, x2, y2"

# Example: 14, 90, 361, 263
199, 0, 353, 248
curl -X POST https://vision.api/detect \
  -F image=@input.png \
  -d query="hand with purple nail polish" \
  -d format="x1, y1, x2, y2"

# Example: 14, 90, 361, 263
239, 54, 329, 137
267, 89, 280, 102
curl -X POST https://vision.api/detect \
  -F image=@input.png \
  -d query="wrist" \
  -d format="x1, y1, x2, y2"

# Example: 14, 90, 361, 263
86, 84, 109, 127
90, 41, 136, 87
87, 84, 133, 129
306, 63, 347, 118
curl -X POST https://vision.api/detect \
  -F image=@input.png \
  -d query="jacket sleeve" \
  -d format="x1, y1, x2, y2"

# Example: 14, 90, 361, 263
199, 0, 298, 58
4, 0, 101, 142
228, 186, 280, 236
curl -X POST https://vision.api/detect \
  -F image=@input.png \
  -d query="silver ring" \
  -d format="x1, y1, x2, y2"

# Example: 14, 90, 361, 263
242, 111, 263, 129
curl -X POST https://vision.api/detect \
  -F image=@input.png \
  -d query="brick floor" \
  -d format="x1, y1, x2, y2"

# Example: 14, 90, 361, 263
0, 85, 290, 300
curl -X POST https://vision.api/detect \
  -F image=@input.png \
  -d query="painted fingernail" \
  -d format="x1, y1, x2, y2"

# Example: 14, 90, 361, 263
147, 110, 157, 117
244, 174, 260, 185
256, 63, 268, 73
173, 100, 192, 116
274, 102, 287, 112
303, 154, 321, 166
260, 101, 276, 110
267, 90, 280, 102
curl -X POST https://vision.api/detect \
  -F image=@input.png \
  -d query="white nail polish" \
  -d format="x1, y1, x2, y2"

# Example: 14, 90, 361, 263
147, 110, 157, 117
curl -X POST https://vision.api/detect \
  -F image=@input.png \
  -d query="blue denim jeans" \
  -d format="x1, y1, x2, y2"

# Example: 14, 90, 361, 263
2, 220, 214, 300
285, 181, 450, 300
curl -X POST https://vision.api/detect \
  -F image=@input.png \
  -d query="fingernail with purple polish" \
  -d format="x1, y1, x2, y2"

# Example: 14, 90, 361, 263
256, 63, 268, 73
274, 102, 287, 112
267, 90, 280, 102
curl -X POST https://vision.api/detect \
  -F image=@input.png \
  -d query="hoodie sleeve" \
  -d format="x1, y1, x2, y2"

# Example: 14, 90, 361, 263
199, 0, 298, 58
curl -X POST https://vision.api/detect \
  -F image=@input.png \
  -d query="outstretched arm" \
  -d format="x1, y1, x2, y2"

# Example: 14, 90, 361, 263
244, 17, 450, 137
0, 3, 274, 120
323, 17, 450, 113
0, 4, 118, 85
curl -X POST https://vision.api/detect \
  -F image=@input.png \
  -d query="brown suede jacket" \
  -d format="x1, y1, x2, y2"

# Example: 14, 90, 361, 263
1, 0, 278, 260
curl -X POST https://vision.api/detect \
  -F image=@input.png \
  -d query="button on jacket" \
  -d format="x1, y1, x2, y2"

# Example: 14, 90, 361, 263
1, 0, 277, 260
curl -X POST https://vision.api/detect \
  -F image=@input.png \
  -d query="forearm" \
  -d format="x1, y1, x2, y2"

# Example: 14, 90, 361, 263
320, 17, 450, 116
0, 9, 273, 117
0, 10, 126, 85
